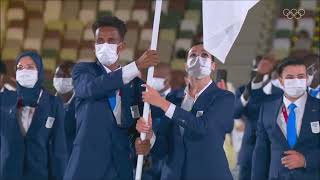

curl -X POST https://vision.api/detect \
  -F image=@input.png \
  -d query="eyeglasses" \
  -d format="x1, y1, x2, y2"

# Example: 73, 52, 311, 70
16, 64, 37, 71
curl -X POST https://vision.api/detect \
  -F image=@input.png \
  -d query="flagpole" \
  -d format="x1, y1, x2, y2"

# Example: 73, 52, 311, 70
135, 1, 162, 180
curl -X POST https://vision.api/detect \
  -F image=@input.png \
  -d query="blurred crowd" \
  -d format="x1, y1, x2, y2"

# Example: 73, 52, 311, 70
0, 15, 319, 180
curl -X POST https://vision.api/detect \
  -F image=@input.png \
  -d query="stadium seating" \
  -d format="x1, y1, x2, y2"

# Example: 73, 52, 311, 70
0, 0, 318, 85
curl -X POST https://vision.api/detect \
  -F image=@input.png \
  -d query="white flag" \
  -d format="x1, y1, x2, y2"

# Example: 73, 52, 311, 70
203, 0, 259, 63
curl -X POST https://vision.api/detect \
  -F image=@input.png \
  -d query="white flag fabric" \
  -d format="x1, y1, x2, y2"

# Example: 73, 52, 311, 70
203, 0, 259, 63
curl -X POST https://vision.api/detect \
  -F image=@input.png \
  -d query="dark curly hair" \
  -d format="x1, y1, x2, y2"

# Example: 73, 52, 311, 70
92, 16, 127, 40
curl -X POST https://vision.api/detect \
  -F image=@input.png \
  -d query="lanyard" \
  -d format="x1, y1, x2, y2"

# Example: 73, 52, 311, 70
37, 89, 43, 104
281, 105, 289, 124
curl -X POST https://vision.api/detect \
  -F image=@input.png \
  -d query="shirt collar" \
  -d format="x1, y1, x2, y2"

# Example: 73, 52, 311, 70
55, 91, 75, 105
308, 85, 320, 91
283, 91, 307, 109
161, 88, 171, 97
0, 87, 4, 93
103, 65, 121, 74
4, 83, 16, 91
262, 81, 272, 95
185, 80, 212, 101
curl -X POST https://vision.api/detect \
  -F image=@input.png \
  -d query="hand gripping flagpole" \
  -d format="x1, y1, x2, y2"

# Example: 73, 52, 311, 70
135, 1, 162, 180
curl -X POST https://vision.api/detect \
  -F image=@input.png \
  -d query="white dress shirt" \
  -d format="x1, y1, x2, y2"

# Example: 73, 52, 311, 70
103, 63, 156, 146
277, 92, 307, 138
103, 65, 124, 126
262, 81, 273, 95
55, 91, 75, 106
160, 88, 172, 97
251, 74, 269, 90
0, 83, 16, 92
177, 86, 195, 134
18, 106, 36, 136
165, 80, 213, 119
103, 62, 141, 125
120, 61, 141, 84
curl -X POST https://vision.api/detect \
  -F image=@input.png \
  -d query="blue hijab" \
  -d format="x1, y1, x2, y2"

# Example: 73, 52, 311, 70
16, 51, 44, 107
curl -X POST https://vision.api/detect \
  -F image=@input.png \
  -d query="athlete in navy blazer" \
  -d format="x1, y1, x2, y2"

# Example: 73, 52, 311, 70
252, 58, 320, 180
63, 16, 159, 180
141, 44, 234, 180
53, 61, 77, 157
234, 56, 282, 180
0, 51, 67, 180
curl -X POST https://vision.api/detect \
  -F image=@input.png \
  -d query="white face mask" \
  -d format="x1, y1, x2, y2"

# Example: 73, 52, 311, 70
95, 43, 118, 66
186, 56, 212, 79
53, 78, 73, 94
16, 69, 38, 88
152, 77, 166, 92
283, 79, 307, 98
271, 79, 282, 89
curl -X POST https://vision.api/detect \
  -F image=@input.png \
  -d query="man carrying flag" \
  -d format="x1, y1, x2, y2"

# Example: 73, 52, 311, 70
63, 16, 159, 180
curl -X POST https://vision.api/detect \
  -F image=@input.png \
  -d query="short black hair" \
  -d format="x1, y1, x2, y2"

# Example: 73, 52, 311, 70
92, 16, 127, 39
59, 61, 75, 70
190, 42, 215, 62
0, 61, 7, 75
57, 61, 76, 75
277, 57, 306, 76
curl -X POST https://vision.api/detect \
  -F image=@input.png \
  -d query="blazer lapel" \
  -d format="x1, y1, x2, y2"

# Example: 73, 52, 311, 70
270, 98, 288, 147
7, 104, 24, 139
192, 82, 217, 112
296, 96, 316, 146
25, 92, 49, 137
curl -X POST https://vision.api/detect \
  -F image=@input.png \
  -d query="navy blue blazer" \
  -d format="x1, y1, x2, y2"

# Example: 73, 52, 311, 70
234, 85, 282, 166
62, 96, 76, 158
154, 83, 235, 180
0, 89, 17, 167
0, 90, 67, 180
252, 95, 320, 180
0, 89, 17, 115
64, 61, 143, 180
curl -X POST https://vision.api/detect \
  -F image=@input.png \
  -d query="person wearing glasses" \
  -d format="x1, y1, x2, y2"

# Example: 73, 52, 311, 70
0, 51, 67, 180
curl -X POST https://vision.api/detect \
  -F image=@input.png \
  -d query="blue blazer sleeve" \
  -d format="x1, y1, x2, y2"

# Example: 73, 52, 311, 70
150, 117, 171, 158
120, 78, 145, 129
303, 148, 320, 171
49, 97, 68, 180
234, 86, 245, 119
302, 104, 320, 171
72, 63, 124, 100
251, 104, 270, 180
171, 93, 235, 136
